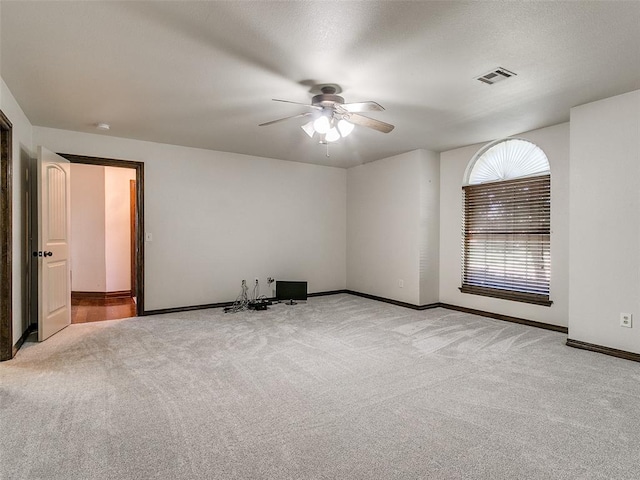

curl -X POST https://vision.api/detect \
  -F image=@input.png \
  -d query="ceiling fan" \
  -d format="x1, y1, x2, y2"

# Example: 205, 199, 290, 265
259, 84, 394, 144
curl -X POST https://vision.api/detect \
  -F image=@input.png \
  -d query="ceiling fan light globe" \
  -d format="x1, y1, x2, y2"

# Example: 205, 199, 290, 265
337, 119, 354, 137
326, 127, 340, 142
301, 121, 315, 138
313, 116, 330, 134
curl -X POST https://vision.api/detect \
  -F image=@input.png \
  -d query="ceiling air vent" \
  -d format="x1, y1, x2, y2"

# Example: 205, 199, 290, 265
475, 67, 517, 85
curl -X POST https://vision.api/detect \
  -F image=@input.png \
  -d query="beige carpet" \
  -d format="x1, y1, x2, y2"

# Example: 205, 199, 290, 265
1, 294, 639, 479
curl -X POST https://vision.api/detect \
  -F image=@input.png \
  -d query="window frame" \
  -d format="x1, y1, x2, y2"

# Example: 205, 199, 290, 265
460, 139, 552, 307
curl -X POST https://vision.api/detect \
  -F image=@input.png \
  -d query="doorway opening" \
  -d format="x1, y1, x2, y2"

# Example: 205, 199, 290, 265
60, 154, 144, 322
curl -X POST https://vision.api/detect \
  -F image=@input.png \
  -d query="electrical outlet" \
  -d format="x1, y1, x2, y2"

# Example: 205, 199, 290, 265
620, 313, 632, 328
398, 279, 404, 288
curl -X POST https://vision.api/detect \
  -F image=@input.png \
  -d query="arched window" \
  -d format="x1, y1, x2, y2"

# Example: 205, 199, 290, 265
461, 139, 552, 306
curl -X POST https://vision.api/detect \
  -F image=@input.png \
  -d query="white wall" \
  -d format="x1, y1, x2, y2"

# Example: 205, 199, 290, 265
439, 123, 570, 327
33, 127, 347, 311
347, 150, 439, 305
70, 163, 106, 291
568, 90, 640, 353
1, 78, 34, 344
419, 154, 440, 305
104, 166, 135, 292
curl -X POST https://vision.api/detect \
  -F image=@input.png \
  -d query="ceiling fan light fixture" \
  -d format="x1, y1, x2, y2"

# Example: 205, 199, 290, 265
337, 119, 354, 138
260, 83, 394, 152
313, 115, 330, 134
325, 127, 340, 142
301, 121, 315, 138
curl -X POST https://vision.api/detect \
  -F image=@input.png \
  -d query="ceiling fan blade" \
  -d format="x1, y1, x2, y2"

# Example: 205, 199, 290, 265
259, 112, 312, 127
345, 113, 395, 133
342, 101, 385, 113
272, 99, 322, 110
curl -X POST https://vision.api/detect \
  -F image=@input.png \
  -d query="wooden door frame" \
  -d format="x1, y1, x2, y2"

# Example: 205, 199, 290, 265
129, 179, 137, 298
0, 110, 13, 361
59, 154, 145, 317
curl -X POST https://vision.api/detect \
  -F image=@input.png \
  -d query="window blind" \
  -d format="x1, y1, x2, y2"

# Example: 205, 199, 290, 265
461, 174, 552, 306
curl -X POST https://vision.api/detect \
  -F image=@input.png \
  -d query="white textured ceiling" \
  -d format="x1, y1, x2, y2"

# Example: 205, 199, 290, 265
2, 1, 639, 168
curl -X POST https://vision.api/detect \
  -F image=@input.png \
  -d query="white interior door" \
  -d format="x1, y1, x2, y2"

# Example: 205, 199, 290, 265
37, 146, 71, 341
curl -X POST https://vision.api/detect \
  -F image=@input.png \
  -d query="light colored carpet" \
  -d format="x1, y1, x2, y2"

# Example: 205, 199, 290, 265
1, 294, 639, 479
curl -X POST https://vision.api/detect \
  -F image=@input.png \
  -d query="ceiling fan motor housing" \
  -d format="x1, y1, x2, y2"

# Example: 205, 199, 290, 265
312, 93, 345, 108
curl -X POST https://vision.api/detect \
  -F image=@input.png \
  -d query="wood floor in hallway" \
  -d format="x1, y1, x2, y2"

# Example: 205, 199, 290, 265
71, 295, 136, 324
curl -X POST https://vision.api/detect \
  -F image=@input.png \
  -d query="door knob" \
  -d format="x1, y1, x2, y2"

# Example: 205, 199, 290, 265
44, 251, 53, 257
32, 251, 53, 257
